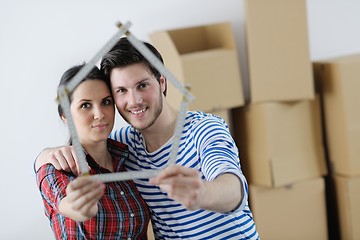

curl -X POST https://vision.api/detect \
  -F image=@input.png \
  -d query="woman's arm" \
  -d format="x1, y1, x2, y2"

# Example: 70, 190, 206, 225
59, 176, 105, 222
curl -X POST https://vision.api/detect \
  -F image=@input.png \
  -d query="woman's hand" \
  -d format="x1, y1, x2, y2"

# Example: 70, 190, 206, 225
59, 176, 105, 222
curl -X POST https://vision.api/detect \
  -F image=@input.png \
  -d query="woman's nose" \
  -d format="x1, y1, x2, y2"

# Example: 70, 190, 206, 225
93, 106, 105, 119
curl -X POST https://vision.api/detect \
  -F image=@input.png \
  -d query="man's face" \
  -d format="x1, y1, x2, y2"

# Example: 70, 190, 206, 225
110, 63, 165, 131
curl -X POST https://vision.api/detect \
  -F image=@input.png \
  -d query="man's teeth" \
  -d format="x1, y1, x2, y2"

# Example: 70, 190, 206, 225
132, 109, 146, 115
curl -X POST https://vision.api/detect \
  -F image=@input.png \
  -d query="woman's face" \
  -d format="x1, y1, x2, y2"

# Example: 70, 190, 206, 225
67, 79, 115, 145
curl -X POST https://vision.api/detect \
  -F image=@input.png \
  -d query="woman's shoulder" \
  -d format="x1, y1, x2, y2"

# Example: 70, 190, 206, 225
107, 138, 129, 158
37, 163, 58, 176
107, 138, 128, 150
36, 164, 73, 187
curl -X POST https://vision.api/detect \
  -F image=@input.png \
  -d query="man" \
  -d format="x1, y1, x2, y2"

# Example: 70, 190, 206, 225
35, 37, 259, 239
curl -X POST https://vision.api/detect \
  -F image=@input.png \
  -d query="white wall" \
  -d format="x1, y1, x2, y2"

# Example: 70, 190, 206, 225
1, 0, 359, 239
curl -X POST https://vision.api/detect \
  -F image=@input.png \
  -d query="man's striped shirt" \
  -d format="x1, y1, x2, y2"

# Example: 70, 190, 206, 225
111, 111, 259, 239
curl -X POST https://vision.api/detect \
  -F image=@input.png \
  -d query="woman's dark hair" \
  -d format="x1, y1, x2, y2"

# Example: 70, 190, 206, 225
100, 37, 167, 96
57, 63, 111, 118
57, 63, 111, 145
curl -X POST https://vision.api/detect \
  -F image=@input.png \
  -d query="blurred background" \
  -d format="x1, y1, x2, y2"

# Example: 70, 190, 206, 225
1, 0, 359, 239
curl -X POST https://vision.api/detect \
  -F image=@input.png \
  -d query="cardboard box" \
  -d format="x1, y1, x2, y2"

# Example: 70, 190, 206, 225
245, 0, 314, 102
149, 22, 244, 112
249, 178, 328, 240
313, 54, 360, 177
333, 175, 360, 240
232, 97, 327, 187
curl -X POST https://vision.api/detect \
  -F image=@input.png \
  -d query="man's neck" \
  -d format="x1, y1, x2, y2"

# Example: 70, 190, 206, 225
141, 103, 178, 153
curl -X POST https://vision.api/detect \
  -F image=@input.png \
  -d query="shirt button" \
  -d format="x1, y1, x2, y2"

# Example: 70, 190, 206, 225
120, 191, 124, 195
130, 213, 134, 218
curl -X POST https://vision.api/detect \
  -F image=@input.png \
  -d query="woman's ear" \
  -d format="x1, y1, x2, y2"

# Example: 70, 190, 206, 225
61, 115, 67, 124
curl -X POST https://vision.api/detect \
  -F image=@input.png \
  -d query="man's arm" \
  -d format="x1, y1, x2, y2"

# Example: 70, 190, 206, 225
149, 165, 242, 213
35, 146, 80, 175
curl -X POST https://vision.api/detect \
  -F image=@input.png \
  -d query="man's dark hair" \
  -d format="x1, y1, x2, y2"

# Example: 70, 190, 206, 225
100, 37, 167, 96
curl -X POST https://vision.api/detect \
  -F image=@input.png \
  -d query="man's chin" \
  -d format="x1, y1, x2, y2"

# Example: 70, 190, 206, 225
125, 119, 145, 131
132, 122, 148, 131
122, 112, 157, 131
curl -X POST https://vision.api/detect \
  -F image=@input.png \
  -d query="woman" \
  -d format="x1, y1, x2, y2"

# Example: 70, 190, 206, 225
36, 64, 150, 239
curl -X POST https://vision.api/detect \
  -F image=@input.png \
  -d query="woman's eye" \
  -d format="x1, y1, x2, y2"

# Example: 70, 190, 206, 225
115, 88, 125, 94
80, 103, 91, 109
103, 99, 113, 105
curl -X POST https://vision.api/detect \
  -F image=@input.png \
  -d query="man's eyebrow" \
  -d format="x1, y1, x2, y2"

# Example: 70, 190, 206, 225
113, 78, 150, 89
137, 78, 150, 85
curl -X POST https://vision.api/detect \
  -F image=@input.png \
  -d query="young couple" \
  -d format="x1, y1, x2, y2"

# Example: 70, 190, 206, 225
35, 37, 259, 239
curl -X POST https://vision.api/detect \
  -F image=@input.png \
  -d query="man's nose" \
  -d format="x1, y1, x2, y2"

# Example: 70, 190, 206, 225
129, 91, 143, 105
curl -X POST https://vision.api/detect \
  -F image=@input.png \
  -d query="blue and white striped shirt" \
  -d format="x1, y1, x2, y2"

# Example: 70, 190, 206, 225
111, 111, 259, 239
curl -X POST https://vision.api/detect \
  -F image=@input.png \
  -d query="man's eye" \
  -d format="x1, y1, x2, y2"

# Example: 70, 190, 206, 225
139, 83, 148, 89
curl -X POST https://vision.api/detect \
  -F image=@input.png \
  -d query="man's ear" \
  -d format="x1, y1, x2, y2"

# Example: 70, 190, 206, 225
159, 75, 167, 95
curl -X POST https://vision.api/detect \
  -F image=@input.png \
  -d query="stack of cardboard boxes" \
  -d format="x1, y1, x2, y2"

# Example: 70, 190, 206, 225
231, 0, 329, 239
314, 55, 360, 240
148, 1, 359, 239
149, 22, 245, 134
